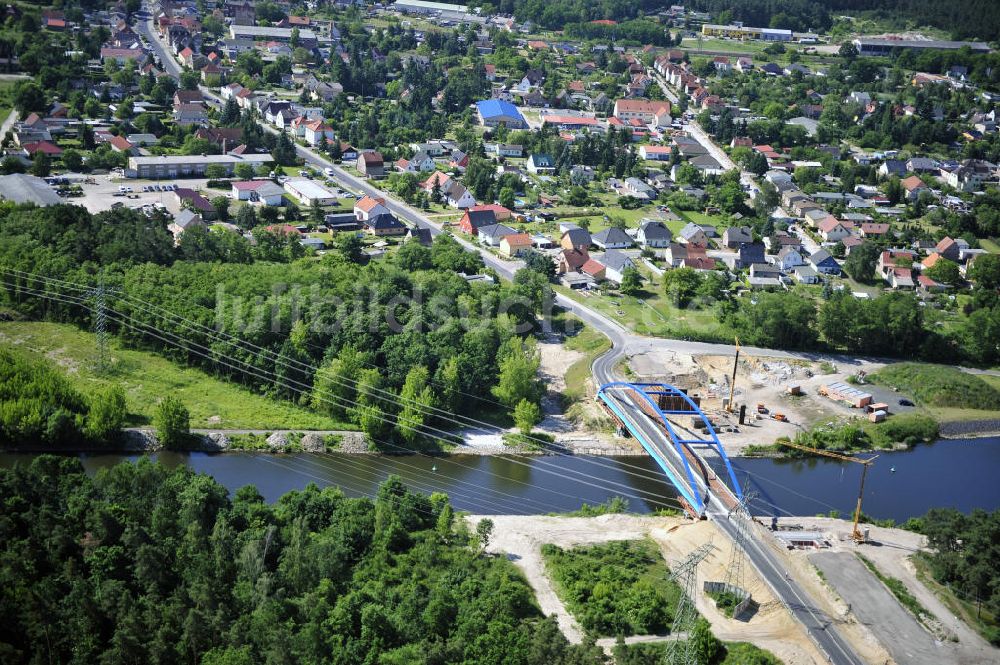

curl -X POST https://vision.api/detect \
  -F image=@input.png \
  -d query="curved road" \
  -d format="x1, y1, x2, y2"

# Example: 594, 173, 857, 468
139, 15, 863, 662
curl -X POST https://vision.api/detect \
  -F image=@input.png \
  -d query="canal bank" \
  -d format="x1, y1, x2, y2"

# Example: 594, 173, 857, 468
3, 437, 997, 523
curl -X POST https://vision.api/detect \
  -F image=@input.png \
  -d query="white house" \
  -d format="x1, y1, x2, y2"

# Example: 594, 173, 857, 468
303, 119, 336, 147
591, 227, 633, 250
599, 249, 635, 284
775, 247, 804, 271
527, 154, 555, 174
443, 181, 477, 209
231, 180, 285, 206
283, 179, 337, 206
637, 220, 672, 248
354, 195, 390, 221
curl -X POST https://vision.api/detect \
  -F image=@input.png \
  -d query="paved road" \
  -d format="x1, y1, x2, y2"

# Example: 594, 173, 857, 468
812, 552, 945, 665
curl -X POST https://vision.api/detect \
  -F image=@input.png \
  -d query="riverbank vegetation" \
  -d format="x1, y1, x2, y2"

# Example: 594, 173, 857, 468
0, 456, 618, 663
0, 203, 553, 451
905, 507, 1000, 645
0, 348, 126, 448
0, 321, 352, 431
541, 539, 680, 637
744, 413, 939, 457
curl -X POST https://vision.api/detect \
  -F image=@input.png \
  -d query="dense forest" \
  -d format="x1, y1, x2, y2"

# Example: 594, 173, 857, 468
0, 203, 554, 450
907, 507, 1000, 644
0, 456, 613, 664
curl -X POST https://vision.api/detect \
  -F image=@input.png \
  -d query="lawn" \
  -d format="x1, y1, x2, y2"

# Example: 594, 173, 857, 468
979, 238, 1000, 254
0, 79, 17, 123
555, 285, 728, 339
868, 363, 1000, 418
0, 321, 355, 431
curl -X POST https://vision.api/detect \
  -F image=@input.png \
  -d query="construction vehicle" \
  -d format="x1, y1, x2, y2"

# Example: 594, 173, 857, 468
756, 403, 768, 414
774, 440, 876, 543
771, 413, 788, 422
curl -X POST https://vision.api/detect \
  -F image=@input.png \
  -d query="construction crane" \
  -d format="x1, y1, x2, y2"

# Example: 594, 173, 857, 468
726, 337, 740, 413
774, 440, 877, 543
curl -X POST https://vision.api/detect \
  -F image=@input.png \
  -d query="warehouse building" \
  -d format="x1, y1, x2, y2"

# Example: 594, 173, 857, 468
0, 174, 61, 206
229, 25, 318, 46
127, 154, 273, 179
701, 24, 792, 41
852, 38, 991, 57
283, 179, 338, 206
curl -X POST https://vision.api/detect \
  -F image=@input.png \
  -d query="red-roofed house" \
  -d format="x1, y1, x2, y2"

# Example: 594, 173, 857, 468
859, 222, 890, 237
303, 119, 335, 147
178, 47, 195, 66
817, 218, 850, 242
580, 258, 606, 281
901, 175, 929, 201
21, 141, 62, 156
108, 135, 136, 154
935, 236, 961, 262
354, 195, 389, 221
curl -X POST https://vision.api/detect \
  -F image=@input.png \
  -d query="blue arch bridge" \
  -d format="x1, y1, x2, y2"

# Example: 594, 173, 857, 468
596, 381, 744, 518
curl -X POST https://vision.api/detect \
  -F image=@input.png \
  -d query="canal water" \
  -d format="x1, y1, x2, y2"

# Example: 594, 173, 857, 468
2, 437, 998, 522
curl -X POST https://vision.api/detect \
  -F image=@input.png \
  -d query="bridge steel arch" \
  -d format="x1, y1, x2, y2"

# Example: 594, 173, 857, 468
597, 381, 744, 515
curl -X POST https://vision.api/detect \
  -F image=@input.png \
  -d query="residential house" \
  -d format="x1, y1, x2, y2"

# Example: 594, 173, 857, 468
558, 247, 590, 273
624, 177, 657, 200
396, 151, 436, 173
935, 236, 961, 262
173, 103, 207, 126
775, 247, 805, 271
639, 145, 672, 161
817, 218, 851, 242
612, 99, 671, 126
598, 250, 635, 284
678, 223, 708, 247
354, 195, 390, 221
459, 208, 498, 236
749, 263, 783, 288
809, 249, 842, 275
878, 159, 907, 178
900, 175, 929, 201
859, 222, 890, 238
174, 188, 216, 220
592, 227, 633, 250
637, 220, 672, 248
561, 228, 591, 251
364, 213, 407, 236
442, 181, 476, 209
722, 226, 753, 249
303, 119, 335, 147
943, 159, 995, 192
231, 180, 284, 206
500, 233, 533, 258
357, 152, 385, 178
793, 265, 820, 284
167, 209, 205, 242
735, 242, 766, 269
878, 249, 916, 275
478, 223, 517, 246
527, 154, 555, 174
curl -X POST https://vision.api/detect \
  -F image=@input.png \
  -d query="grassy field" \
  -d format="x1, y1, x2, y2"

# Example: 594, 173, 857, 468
615, 640, 782, 665
0, 79, 17, 125
561, 321, 611, 404
0, 321, 355, 431
869, 363, 1000, 421
556, 285, 727, 339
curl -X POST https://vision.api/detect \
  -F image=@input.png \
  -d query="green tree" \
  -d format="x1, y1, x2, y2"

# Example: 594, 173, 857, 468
513, 398, 541, 435
211, 195, 231, 221
13, 81, 46, 114
690, 618, 722, 665
62, 149, 84, 172
312, 347, 369, 419
662, 267, 702, 307
491, 338, 542, 409
154, 396, 190, 449
30, 152, 51, 177
475, 518, 494, 551
84, 386, 127, 443
620, 267, 642, 296
396, 365, 435, 445
234, 162, 255, 180
843, 242, 879, 283
926, 258, 962, 286
970, 254, 1000, 290
499, 186, 516, 210
235, 204, 257, 228
205, 163, 228, 180
335, 232, 364, 263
